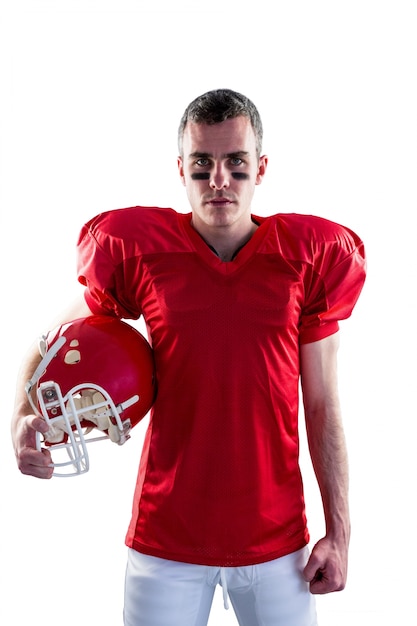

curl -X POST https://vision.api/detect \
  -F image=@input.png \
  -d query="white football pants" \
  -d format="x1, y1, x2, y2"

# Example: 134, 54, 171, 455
123, 546, 317, 626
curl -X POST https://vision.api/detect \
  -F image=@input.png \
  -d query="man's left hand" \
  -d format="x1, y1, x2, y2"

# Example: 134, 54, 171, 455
303, 537, 348, 595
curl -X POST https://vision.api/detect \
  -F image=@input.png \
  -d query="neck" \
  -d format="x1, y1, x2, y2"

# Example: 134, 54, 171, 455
191, 218, 259, 262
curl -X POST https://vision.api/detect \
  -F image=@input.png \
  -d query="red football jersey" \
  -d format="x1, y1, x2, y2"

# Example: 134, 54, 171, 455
77, 207, 366, 566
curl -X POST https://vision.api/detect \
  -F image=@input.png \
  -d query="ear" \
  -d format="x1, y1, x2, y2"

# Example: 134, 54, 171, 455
177, 156, 186, 186
255, 155, 268, 185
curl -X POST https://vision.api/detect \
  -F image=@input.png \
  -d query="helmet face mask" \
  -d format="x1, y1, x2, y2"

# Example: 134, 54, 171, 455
26, 316, 156, 477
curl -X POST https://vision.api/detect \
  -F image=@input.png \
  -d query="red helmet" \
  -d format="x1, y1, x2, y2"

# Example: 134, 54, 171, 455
26, 316, 156, 476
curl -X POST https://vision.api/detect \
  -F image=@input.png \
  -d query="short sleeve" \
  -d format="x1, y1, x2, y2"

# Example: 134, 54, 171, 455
298, 227, 366, 344
76, 215, 141, 320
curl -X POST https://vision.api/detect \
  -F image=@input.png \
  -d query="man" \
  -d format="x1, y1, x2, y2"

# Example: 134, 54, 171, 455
12, 89, 366, 625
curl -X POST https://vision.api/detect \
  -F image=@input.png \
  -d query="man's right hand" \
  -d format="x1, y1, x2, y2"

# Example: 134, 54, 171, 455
13, 413, 54, 479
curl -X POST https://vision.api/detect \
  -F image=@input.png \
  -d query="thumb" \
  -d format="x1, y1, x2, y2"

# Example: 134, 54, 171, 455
303, 549, 322, 582
27, 413, 49, 435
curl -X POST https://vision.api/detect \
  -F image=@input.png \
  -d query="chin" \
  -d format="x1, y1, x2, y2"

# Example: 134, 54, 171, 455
207, 207, 240, 225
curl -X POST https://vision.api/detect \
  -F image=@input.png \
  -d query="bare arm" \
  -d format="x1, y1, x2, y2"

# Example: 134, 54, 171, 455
11, 294, 93, 478
300, 332, 350, 594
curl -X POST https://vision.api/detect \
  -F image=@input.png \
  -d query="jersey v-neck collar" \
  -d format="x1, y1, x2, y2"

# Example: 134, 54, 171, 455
179, 212, 269, 274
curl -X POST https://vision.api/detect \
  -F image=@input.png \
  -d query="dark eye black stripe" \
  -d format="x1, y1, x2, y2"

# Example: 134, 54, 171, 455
191, 173, 210, 180
231, 172, 250, 180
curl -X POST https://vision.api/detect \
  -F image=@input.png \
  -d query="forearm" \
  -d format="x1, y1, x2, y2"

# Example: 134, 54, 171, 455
304, 399, 351, 546
11, 342, 43, 447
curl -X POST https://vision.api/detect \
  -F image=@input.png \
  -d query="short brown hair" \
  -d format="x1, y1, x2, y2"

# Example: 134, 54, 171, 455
178, 89, 263, 158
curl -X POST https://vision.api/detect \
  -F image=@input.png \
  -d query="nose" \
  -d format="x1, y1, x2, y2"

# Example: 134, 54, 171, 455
209, 163, 230, 190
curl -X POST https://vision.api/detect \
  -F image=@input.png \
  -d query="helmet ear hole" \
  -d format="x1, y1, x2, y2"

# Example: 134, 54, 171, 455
64, 349, 81, 364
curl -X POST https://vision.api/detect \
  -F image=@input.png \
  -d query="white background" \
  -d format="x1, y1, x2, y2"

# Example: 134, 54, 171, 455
1, 1, 416, 624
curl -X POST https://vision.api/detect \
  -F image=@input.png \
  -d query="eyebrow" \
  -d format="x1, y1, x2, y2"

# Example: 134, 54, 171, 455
188, 151, 250, 160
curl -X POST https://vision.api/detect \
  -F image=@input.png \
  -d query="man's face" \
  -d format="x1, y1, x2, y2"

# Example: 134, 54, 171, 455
178, 116, 267, 232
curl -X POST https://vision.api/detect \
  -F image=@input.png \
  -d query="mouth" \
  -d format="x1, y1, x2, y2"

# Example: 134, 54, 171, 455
205, 197, 234, 206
